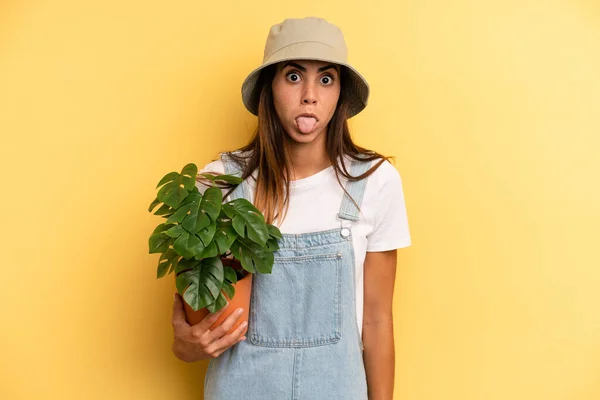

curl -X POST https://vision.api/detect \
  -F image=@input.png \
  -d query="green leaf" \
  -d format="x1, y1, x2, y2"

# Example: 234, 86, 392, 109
175, 257, 225, 311
149, 233, 171, 254
200, 172, 243, 185
157, 174, 189, 209
178, 186, 200, 206
221, 280, 235, 300
157, 249, 179, 278
224, 266, 237, 284
266, 237, 280, 252
214, 224, 238, 254
206, 292, 228, 313
154, 164, 198, 208
173, 231, 205, 259
197, 220, 217, 247
230, 237, 274, 274
217, 208, 229, 221
156, 171, 179, 189
176, 270, 215, 312
153, 223, 175, 234
175, 258, 198, 275
166, 255, 180, 275
223, 198, 269, 246
267, 224, 282, 239
200, 187, 223, 221
166, 202, 195, 224
165, 225, 186, 238
202, 256, 225, 282
148, 197, 161, 213
194, 241, 218, 259
181, 192, 212, 234
180, 163, 199, 190
183, 211, 211, 235
153, 203, 173, 216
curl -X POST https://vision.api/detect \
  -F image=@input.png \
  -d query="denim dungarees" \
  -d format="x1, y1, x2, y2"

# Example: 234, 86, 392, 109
204, 154, 372, 400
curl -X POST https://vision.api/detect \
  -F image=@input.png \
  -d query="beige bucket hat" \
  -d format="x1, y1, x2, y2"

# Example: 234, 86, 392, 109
241, 17, 370, 119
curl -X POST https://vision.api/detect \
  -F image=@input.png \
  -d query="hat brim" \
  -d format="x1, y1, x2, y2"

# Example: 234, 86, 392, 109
241, 55, 370, 119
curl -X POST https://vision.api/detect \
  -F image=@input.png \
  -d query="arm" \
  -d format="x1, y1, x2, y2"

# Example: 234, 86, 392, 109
362, 250, 397, 400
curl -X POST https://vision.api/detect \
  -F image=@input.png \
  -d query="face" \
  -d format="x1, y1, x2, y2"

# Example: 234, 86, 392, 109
271, 60, 341, 146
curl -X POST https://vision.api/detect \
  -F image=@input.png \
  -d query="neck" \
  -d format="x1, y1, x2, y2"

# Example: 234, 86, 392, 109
284, 133, 331, 181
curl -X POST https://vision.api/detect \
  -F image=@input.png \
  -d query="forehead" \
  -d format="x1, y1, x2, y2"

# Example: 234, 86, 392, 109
277, 59, 340, 71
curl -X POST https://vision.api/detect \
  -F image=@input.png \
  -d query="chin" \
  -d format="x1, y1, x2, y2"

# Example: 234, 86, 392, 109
286, 129, 323, 145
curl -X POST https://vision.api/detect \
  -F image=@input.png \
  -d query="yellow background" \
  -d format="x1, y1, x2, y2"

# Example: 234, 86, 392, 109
1, 0, 599, 399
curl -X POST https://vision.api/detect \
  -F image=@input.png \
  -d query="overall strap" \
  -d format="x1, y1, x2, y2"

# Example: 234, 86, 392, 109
220, 152, 249, 201
337, 156, 374, 222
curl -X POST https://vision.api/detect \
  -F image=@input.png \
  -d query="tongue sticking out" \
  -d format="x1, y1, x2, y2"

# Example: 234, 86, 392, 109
296, 116, 318, 134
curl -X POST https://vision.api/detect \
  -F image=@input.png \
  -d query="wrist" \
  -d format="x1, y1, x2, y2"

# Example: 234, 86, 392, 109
172, 338, 204, 363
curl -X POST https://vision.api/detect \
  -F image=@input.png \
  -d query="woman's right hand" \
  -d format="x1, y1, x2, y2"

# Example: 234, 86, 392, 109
171, 292, 247, 362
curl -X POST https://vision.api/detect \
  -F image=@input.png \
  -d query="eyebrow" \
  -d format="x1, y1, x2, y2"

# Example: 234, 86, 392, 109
281, 61, 339, 73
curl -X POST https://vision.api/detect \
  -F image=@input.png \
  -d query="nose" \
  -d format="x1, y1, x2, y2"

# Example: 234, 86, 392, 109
301, 81, 317, 105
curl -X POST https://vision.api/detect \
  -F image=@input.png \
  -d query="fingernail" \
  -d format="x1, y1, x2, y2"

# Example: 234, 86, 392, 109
241, 321, 248, 328
237, 308, 244, 315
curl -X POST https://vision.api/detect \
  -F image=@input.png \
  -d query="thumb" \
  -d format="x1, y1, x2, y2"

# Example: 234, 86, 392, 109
171, 292, 188, 326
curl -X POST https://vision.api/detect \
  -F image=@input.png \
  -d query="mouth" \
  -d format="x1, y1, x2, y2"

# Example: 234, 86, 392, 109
296, 113, 319, 121
295, 113, 319, 134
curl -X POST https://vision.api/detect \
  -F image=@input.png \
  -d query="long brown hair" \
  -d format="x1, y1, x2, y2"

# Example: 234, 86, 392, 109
213, 64, 393, 225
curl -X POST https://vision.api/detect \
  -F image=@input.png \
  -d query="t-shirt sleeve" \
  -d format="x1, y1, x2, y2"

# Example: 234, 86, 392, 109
366, 162, 412, 252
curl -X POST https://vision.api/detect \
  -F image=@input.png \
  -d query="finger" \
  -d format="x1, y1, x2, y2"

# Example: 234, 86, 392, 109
190, 302, 231, 336
235, 335, 247, 344
171, 293, 189, 328
210, 320, 248, 354
212, 335, 247, 359
205, 307, 245, 341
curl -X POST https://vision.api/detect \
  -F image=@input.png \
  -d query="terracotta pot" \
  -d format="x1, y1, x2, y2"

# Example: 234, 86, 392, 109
177, 258, 252, 336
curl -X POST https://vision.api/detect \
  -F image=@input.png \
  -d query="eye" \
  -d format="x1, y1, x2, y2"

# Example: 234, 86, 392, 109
320, 75, 335, 85
286, 72, 301, 82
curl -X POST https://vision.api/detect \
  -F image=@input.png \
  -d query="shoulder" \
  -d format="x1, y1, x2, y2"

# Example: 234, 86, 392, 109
365, 158, 403, 190
199, 158, 225, 175
360, 158, 407, 216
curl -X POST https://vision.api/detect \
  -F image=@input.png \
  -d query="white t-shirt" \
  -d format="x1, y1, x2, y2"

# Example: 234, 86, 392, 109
197, 155, 411, 339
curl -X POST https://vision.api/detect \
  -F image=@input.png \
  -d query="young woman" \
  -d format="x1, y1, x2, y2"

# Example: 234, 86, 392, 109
170, 17, 411, 399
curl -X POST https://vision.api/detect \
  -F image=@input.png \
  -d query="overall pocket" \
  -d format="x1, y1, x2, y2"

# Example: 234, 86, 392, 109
249, 252, 342, 348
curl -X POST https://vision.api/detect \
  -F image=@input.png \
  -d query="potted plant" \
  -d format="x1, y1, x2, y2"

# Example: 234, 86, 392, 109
148, 162, 281, 334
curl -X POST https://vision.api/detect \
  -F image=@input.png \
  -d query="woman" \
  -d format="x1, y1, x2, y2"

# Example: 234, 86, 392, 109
171, 17, 411, 399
